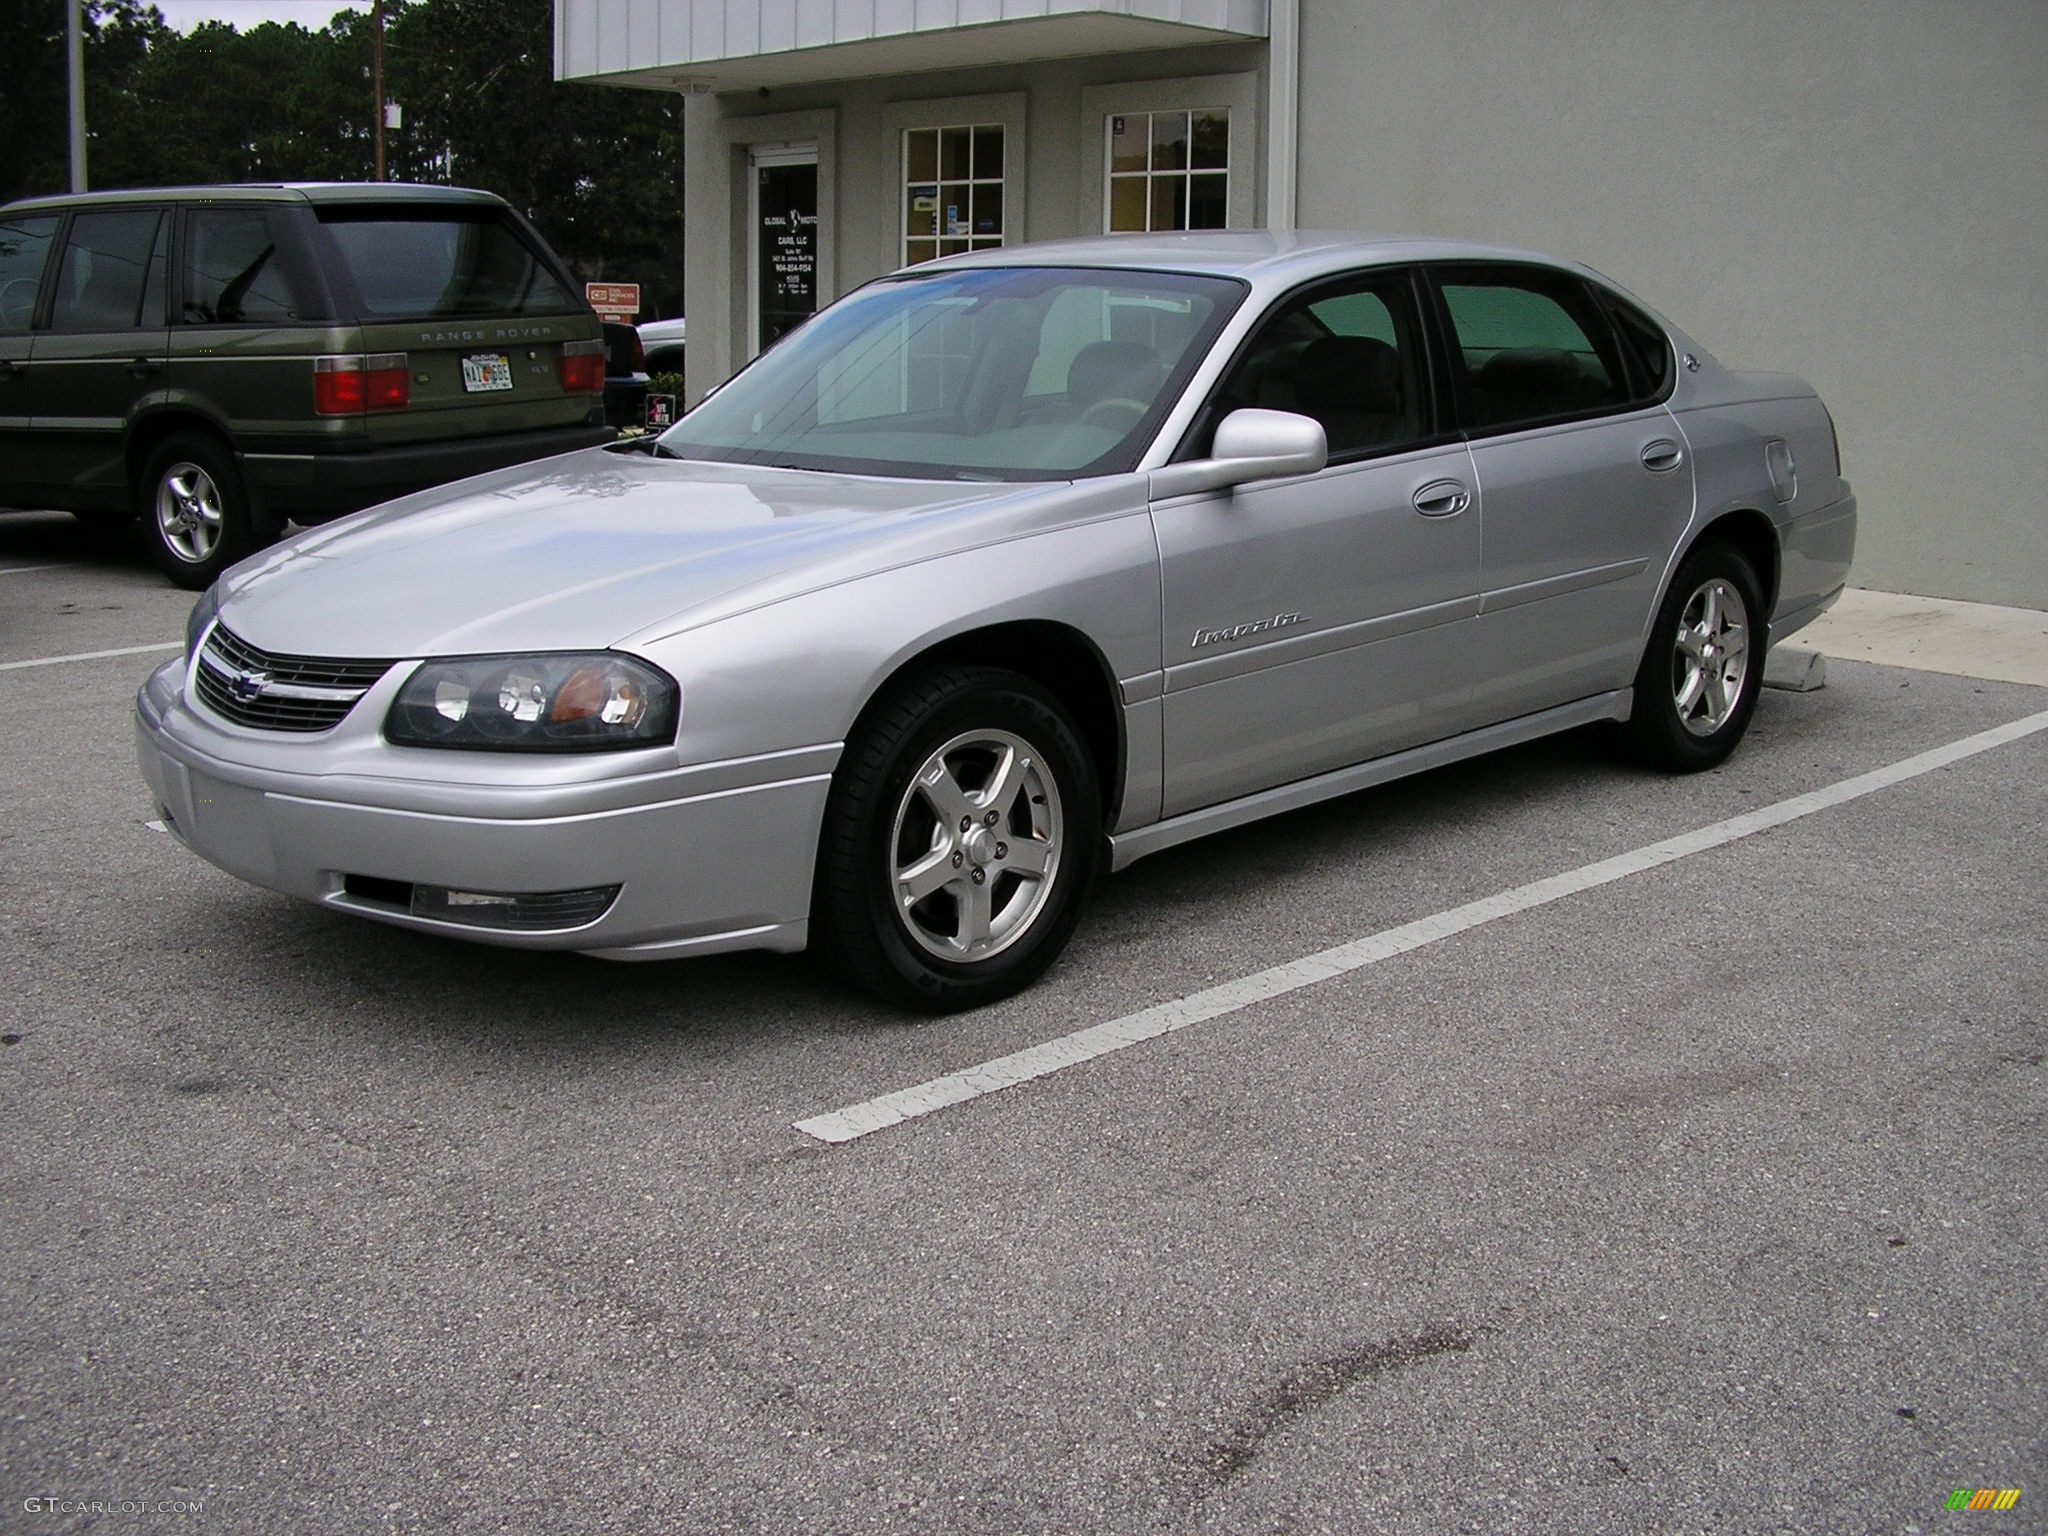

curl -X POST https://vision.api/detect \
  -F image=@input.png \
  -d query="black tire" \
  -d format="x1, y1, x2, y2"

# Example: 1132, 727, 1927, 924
1627, 542, 1766, 772
138, 433, 260, 590
812, 666, 1102, 1012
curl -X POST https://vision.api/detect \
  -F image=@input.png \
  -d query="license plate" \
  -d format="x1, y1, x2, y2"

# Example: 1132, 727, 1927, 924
460, 353, 514, 393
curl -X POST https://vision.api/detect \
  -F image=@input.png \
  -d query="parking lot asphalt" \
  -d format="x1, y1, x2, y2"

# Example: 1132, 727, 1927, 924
2, 512, 2043, 1535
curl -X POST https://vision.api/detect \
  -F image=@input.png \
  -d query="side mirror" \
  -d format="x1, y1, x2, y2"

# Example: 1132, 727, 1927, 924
1146, 408, 1328, 499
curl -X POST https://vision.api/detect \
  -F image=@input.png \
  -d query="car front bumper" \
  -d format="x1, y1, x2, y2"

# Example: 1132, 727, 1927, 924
134, 656, 834, 960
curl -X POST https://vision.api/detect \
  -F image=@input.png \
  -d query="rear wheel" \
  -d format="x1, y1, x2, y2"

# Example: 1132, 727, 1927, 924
812, 666, 1101, 1012
1627, 542, 1765, 771
139, 433, 259, 590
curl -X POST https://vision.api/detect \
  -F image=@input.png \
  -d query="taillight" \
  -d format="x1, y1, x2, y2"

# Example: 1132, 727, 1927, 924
557, 338, 604, 395
314, 353, 409, 415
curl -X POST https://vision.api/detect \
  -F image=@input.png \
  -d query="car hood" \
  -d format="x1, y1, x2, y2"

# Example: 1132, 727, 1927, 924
214, 448, 1080, 658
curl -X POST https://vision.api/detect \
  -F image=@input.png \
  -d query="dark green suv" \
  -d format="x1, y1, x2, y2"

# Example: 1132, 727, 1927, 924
0, 183, 611, 588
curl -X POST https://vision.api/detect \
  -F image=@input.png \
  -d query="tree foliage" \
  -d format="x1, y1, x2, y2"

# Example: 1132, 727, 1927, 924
0, 0, 685, 317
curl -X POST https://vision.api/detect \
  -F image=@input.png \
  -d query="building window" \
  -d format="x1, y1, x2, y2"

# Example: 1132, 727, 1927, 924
1107, 109, 1228, 233
904, 124, 1005, 265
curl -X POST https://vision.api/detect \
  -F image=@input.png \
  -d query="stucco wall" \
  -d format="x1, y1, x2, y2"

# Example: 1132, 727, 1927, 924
1294, 0, 2048, 607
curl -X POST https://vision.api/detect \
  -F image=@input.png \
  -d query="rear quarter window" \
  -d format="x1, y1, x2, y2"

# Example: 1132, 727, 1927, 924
181, 207, 306, 324
1601, 292, 1674, 401
315, 208, 580, 321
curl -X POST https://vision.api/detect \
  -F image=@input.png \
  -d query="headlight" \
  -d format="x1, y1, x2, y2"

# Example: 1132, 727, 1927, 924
185, 584, 221, 661
385, 653, 679, 752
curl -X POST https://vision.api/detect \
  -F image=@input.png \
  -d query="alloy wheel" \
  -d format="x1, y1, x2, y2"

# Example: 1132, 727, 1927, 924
1671, 576, 1751, 737
889, 727, 1064, 962
155, 462, 225, 566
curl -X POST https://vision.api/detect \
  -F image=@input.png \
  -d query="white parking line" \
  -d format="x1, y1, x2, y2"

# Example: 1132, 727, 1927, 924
796, 707, 2048, 1145
0, 641, 180, 672
0, 564, 72, 577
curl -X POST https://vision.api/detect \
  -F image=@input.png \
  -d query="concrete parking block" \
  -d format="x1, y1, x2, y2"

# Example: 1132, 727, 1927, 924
1764, 645, 1827, 692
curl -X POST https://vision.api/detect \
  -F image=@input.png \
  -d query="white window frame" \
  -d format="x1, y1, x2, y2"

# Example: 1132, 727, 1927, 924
884, 92, 1028, 268
1104, 107, 1232, 235
1081, 74, 1260, 235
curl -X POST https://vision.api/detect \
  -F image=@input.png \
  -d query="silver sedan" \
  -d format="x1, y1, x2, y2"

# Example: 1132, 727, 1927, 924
135, 234, 1857, 1010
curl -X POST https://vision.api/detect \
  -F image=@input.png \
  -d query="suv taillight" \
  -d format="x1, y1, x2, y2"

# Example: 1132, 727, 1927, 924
557, 338, 604, 395
314, 354, 409, 414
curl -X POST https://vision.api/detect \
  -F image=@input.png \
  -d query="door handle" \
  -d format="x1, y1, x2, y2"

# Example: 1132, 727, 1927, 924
0, 360, 23, 379
1412, 479, 1471, 518
126, 357, 164, 378
1640, 438, 1684, 473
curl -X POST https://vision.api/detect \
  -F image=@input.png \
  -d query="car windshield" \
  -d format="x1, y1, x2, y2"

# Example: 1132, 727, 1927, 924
659, 265, 1246, 481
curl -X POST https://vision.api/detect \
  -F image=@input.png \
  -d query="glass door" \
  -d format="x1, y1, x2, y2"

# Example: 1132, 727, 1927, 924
749, 144, 819, 356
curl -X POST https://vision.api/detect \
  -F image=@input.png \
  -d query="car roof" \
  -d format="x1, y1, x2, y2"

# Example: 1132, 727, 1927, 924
0, 182, 511, 216
911, 230, 1606, 289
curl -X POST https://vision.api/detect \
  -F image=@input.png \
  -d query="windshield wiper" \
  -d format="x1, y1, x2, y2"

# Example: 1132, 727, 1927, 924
608, 435, 682, 458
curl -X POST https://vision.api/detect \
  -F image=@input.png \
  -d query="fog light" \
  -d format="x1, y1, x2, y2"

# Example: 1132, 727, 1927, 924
409, 883, 620, 930
395, 881, 619, 931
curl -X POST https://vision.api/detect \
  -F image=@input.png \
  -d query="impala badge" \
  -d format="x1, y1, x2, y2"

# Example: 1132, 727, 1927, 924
1192, 612, 1306, 649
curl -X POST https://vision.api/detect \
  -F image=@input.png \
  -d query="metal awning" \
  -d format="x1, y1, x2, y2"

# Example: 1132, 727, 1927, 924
556, 1, 1269, 91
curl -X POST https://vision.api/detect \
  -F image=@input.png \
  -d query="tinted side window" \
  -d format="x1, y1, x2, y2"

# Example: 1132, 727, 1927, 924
0, 216, 57, 334
1601, 292, 1673, 401
50, 209, 164, 332
1437, 269, 1629, 431
316, 208, 579, 320
182, 207, 303, 324
1199, 270, 1430, 460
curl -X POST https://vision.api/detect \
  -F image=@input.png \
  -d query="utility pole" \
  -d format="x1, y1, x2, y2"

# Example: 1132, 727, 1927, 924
67, 0, 87, 192
372, 0, 386, 181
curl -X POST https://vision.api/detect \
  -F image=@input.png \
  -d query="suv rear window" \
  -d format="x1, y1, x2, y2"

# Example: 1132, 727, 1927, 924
316, 208, 579, 320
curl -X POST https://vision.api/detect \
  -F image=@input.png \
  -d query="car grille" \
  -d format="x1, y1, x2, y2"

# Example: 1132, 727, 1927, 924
194, 624, 395, 733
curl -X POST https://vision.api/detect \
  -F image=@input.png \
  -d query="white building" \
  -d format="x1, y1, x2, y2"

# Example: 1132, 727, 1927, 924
556, 0, 2048, 608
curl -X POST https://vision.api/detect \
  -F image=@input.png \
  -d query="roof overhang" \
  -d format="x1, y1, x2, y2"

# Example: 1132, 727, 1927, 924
556, 1, 1269, 92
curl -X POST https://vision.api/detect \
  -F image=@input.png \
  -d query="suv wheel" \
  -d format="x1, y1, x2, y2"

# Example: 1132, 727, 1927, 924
140, 434, 258, 590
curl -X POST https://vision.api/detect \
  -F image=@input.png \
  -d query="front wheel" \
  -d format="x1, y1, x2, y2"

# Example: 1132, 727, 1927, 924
812, 666, 1101, 1012
1627, 543, 1765, 771
139, 433, 260, 590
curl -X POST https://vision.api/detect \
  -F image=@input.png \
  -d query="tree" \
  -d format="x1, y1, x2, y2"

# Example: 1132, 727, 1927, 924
0, 0, 685, 319
0, 1, 171, 204
380, 0, 683, 312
